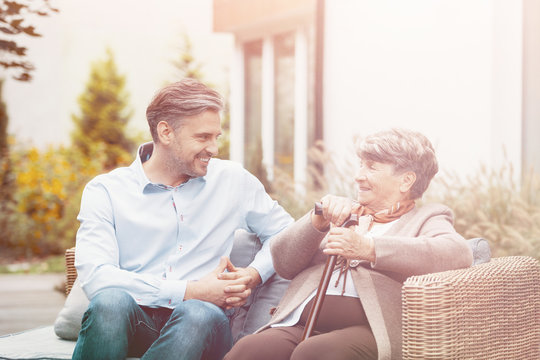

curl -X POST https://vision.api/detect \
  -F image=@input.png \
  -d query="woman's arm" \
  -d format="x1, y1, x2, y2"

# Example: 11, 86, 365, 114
372, 204, 473, 277
270, 211, 328, 279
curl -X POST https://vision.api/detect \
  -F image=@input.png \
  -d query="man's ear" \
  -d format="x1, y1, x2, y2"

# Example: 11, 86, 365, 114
156, 121, 174, 145
400, 171, 417, 193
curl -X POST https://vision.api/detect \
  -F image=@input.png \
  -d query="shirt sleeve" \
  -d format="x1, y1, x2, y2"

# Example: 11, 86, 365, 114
75, 179, 185, 308
242, 171, 294, 283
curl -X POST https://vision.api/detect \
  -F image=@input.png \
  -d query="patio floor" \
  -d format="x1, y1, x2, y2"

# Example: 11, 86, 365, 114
0, 273, 65, 336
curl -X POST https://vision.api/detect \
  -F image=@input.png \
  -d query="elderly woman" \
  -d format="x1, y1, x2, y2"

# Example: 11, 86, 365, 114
224, 128, 473, 360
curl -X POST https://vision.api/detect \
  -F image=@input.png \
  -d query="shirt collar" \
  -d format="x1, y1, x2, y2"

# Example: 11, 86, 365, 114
132, 142, 208, 193
131, 142, 154, 193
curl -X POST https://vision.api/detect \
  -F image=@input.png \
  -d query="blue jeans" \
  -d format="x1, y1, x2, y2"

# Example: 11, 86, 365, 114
72, 289, 233, 360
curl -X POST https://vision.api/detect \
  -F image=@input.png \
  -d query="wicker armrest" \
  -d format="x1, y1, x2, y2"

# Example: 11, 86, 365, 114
402, 256, 540, 360
64, 247, 77, 295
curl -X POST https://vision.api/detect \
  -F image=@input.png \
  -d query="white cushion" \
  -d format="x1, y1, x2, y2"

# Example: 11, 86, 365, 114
53, 278, 89, 340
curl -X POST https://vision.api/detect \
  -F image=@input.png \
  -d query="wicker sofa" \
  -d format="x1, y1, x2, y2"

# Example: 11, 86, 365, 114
1, 240, 539, 360
402, 255, 540, 359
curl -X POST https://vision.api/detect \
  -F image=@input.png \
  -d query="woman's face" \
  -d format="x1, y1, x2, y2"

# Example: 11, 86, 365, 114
354, 158, 409, 212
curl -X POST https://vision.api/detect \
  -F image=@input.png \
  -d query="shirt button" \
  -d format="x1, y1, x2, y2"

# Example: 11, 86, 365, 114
350, 260, 361, 267
178, 245, 183, 252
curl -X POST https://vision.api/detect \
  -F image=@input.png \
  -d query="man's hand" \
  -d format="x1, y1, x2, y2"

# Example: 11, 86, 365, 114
311, 195, 360, 231
218, 262, 262, 309
184, 257, 253, 309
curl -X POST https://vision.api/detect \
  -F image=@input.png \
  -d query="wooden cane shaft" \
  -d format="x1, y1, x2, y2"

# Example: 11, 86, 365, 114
301, 202, 358, 341
301, 254, 337, 340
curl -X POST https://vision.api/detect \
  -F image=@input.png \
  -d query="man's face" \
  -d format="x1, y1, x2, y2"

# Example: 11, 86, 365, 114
168, 110, 222, 183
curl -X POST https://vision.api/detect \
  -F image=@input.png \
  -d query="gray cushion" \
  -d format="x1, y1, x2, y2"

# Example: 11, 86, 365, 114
229, 230, 290, 342
0, 326, 74, 360
0, 325, 139, 360
467, 237, 491, 265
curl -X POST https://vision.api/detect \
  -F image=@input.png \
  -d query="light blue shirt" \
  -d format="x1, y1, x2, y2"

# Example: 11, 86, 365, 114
75, 143, 293, 308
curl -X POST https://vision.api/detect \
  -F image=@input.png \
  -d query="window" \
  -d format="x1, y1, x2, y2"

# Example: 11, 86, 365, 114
239, 27, 316, 185
243, 40, 263, 176
274, 32, 296, 177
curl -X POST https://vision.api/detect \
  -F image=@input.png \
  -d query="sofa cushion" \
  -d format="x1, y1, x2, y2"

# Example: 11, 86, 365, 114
0, 325, 139, 360
0, 326, 74, 360
229, 230, 290, 342
53, 278, 88, 340
468, 237, 491, 265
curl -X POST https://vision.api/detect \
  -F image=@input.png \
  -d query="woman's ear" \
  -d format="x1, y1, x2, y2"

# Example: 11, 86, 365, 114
400, 171, 417, 193
156, 121, 173, 145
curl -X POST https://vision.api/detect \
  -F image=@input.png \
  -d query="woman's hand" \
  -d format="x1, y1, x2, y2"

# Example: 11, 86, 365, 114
311, 195, 360, 231
323, 227, 376, 263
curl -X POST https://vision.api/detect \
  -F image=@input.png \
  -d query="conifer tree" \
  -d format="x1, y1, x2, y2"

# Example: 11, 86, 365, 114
0, 78, 13, 247
0, 79, 8, 159
71, 49, 136, 169
171, 34, 230, 160
172, 34, 204, 81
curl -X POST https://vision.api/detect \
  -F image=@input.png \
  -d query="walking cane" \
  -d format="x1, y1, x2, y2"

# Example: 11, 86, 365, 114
301, 203, 359, 341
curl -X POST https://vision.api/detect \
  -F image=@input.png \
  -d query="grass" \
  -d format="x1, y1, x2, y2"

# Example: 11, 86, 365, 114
0, 254, 65, 274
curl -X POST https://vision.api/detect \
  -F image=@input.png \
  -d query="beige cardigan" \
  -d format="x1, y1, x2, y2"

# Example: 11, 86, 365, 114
264, 203, 473, 360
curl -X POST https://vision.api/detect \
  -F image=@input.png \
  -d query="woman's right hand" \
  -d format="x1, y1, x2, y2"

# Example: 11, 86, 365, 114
311, 195, 360, 231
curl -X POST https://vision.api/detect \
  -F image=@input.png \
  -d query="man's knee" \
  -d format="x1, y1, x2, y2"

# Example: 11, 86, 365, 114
171, 300, 228, 328
157, 300, 231, 359
84, 289, 136, 325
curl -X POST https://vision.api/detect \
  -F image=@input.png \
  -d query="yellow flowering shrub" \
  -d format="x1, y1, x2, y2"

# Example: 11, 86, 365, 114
5, 143, 116, 256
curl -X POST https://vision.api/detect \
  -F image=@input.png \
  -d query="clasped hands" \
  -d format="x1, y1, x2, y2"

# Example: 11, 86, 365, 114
311, 195, 376, 263
185, 257, 261, 310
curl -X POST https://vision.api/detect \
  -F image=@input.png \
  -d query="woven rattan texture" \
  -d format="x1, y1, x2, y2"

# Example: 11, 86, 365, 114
65, 247, 76, 295
402, 256, 540, 360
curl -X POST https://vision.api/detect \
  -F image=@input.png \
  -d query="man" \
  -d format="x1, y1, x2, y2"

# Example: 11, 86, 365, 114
72, 78, 293, 360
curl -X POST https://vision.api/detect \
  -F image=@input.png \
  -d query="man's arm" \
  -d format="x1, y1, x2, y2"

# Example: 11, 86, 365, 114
75, 180, 187, 307
241, 171, 294, 283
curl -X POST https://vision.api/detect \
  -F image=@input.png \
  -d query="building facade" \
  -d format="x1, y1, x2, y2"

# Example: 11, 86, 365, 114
214, 0, 540, 186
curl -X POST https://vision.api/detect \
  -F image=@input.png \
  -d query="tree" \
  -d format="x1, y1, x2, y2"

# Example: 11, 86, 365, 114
0, 79, 8, 158
172, 33, 204, 81
71, 49, 136, 170
0, 78, 13, 248
0, 0, 58, 82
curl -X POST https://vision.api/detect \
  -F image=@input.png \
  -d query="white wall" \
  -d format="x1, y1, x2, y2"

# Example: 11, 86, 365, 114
323, 0, 523, 178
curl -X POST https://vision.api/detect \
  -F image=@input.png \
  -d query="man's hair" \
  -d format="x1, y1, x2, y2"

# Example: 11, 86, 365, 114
356, 128, 439, 199
146, 78, 223, 142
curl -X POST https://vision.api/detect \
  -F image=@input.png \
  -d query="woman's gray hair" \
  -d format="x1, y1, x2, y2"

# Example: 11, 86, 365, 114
356, 128, 439, 199
146, 78, 223, 142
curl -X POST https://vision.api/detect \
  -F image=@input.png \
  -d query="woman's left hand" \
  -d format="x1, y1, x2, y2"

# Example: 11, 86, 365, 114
323, 227, 376, 263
